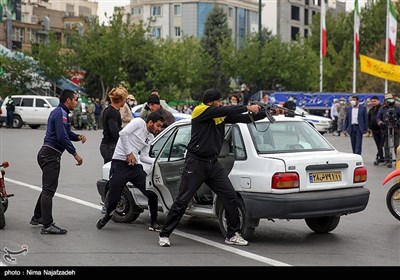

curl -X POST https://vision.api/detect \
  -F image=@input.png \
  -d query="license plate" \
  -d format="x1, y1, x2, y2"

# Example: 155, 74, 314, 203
309, 171, 342, 183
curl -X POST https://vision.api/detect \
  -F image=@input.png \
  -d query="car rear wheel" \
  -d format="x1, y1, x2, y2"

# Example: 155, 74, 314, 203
107, 186, 141, 223
305, 216, 340, 233
218, 198, 256, 240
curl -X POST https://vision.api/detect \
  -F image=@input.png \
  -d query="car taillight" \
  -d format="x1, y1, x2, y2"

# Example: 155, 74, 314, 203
272, 172, 299, 189
354, 167, 367, 183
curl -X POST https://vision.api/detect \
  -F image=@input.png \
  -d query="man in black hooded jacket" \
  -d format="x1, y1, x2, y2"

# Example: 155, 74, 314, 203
158, 88, 265, 247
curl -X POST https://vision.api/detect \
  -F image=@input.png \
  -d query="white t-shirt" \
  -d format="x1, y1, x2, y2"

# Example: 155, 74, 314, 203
112, 118, 154, 165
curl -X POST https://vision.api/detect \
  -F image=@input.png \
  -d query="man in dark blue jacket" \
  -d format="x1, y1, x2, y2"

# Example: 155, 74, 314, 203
30, 90, 87, 234
344, 95, 368, 155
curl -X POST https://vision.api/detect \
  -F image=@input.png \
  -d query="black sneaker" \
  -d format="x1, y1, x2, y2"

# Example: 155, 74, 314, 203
41, 223, 67, 235
96, 214, 112, 229
149, 222, 162, 232
30, 217, 43, 226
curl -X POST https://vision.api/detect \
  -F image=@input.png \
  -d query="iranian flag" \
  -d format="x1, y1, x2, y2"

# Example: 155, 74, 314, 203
388, 0, 398, 65
354, 0, 360, 56
321, 0, 327, 57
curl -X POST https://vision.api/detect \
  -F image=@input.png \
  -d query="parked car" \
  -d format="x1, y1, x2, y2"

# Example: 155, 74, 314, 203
295, 106, 333, 135
0, 95, 59, 128
131, 103, 191, 121
97, 115, 369, 239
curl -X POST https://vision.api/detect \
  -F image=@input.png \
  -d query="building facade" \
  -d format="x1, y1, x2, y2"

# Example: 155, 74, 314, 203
262, 0, 346, 42
126, 0, 259, 48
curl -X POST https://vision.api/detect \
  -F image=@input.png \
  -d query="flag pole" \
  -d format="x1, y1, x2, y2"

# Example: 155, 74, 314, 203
353, 1, 357, 94
385, 0, 389, 94
320, 1, 324, 93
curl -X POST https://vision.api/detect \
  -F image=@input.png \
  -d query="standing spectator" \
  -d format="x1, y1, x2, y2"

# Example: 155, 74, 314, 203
241, 83, 251, 106
144, 95, 175, 129
86, 98, 96, 130
228, 94, 240, 106
30, 90, 87, 234
261, 91, 270, 105
283, 96, 297, 117
337, 98, 347, 136
183, 104, 192, 115
94, 98, 102, 129
96, 112, 165, 231
158, 88, 266, 247
140, 89, 169, 120
100, 86, 128, 164
5, 98, 15, 128
368, 96, 384, 164
330, 99, 339, 135
120, 95, 134, 128
344, 95, 368, 155
377, 93, 400, 166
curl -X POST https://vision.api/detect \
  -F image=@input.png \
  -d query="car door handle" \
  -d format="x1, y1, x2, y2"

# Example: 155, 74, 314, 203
179, 167, 184, 174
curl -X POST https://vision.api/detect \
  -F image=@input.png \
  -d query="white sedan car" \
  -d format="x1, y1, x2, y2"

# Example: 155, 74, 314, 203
97, 115, 369, 239
295, 106, 333, 134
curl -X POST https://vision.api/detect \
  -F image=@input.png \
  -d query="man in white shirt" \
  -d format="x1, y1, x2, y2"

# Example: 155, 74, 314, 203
96, 112, 165, 231
330, 99, 339, 135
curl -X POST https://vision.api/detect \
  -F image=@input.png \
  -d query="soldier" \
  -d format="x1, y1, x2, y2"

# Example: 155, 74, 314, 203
72, 99, 82, 130
86, 98, 96, 130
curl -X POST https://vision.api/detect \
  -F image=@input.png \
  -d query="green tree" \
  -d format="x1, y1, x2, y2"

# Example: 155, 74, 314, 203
201, 6, 232, 94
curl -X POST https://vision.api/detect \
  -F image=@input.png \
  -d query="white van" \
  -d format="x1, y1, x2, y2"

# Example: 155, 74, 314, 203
0, 95, 59, 129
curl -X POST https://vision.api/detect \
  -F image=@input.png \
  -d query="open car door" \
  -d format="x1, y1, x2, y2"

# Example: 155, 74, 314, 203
147, 123, 191, 211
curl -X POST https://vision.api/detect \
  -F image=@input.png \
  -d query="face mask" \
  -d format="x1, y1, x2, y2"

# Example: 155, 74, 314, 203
350, 100, 357, 107
340, 101, 345, 105
231, 101, 237, 105
128, 101, 134, 106
387, 99, 395, 105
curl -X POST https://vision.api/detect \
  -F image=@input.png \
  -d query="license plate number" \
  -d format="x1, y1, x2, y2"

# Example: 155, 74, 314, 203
309, 171, 341, 183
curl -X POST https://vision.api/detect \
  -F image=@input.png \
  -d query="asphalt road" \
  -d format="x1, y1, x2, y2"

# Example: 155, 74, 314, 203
0, 126, 398, 269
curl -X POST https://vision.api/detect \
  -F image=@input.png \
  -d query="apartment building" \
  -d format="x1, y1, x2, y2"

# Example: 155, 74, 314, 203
263, 0, 346, 42
126, 0, 260, 48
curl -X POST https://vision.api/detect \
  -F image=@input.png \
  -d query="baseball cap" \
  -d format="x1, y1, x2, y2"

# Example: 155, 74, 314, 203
202, 88, 222, 104
147, 94, 160, 104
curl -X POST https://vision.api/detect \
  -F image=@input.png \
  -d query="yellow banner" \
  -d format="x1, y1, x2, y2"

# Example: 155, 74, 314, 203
360, 55, 400, 82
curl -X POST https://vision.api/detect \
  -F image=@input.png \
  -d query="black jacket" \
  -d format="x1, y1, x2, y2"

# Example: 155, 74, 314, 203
187, 104, 266, 159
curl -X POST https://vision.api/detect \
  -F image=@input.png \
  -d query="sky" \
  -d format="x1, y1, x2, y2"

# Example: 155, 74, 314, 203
96, 0, 367, 24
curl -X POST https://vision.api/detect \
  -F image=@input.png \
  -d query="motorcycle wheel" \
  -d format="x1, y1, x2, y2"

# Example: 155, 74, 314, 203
0, 203, 5, 229
386, 183, 400, 221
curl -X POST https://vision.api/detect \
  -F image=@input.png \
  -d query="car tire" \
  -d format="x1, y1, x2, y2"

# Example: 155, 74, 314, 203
305, 216, 340, 233
217, 198, 256, 240
107, 186, 141, 223
13, 115, 23, 129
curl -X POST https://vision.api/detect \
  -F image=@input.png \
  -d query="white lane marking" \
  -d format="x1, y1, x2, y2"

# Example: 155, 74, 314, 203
6, 178, 291, 266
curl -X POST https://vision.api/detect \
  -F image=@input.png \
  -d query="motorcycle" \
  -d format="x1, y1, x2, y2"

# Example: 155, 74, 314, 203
0, 161, 13, 229
382, 168, 400, 221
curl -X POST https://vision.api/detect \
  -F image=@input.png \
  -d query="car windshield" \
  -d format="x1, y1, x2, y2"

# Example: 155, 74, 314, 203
249, 121, 333, 154
45, 97, 59, 107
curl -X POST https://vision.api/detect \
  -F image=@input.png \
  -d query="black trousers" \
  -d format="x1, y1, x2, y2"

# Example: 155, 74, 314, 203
160, 156, 240, 239
105, 160, 158, 223
100, 143, 116, 164
34, 146, 61, 227
372, 130, 384, 161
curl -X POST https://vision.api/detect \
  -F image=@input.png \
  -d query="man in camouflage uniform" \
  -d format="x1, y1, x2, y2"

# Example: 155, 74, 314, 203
72, 101, 82, 130
86, 98, 96, 130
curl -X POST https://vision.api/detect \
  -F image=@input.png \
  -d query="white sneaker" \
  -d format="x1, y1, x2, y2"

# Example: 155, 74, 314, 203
159, 236, 171, 247
224, 232, 249, 246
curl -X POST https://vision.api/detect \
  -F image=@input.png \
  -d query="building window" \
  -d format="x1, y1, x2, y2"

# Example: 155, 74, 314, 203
291, 26, 300, 40
251, 11, 257, 23
151, 5, 162, 16
175, 26, 181, 37
65, 23, 72, 29
12, 27, 24, 42
304, 9, 309, 25
304, 28, 309, 37
152, 27, 162, 37
79, 6, 91, 17
228, 7, 233, 17
291, 5, 300, 21
132, 7, 142, 15
28, 29, 36, 43
305, 0, 309, 5
174, 5, 181, 16
66, 4, 75, 17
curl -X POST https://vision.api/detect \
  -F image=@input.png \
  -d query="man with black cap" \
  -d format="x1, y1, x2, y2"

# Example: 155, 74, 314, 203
158, 88, 265, 247
145, 94, 175, 129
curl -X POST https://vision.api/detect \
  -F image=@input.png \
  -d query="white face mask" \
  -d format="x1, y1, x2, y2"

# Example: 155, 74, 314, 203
350, 100, 357, 107
128, 101, 134, 106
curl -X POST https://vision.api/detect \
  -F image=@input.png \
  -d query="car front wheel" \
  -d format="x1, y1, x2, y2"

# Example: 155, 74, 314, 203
305, 216, 340, 233
106, 186, 141, 223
